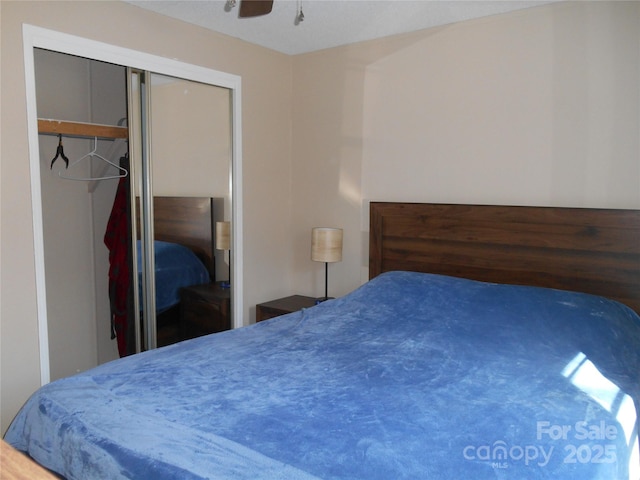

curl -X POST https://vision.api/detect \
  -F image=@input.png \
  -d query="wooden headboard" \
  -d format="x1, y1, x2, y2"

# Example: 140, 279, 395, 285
369, 202, 640, 314
138, 196, 224, 281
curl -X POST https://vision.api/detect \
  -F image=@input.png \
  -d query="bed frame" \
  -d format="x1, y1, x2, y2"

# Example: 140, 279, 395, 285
369, 202, 640, 315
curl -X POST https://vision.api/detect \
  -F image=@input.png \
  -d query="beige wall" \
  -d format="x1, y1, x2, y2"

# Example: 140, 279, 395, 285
2, 0, 639, 435
1, 0, 292, 433
150, 78, 231, 200
290, 1, 640, 297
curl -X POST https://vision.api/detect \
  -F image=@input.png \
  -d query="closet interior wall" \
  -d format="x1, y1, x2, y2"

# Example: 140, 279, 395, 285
35, 49, 127, 380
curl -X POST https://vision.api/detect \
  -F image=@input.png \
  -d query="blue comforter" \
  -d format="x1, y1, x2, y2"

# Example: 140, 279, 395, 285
138, 240, 210, 312
5, 272, 640, 479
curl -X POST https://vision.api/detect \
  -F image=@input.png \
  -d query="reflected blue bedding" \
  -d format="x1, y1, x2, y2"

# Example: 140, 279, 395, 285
138, 240, 210, 312
5, 272, 640, 479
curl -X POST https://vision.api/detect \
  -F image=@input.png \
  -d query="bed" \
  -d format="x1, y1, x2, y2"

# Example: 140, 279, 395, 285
136, 196, 225, 348
148, 196, 222, 282
6, 202, 640, 479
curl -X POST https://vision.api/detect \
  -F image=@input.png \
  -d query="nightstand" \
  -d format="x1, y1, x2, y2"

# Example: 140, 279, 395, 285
256, 295, 317, 322
180, 282, 231, 340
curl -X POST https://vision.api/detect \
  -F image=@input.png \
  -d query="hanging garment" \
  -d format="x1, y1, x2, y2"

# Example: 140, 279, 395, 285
104, 155, 134, 357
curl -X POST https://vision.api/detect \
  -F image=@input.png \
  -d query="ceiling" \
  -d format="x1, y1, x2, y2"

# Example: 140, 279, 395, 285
124, 0, 557, 55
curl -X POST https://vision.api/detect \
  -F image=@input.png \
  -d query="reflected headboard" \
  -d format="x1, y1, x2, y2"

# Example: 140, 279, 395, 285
369, 202, 640, 314
138, 196, 224, 281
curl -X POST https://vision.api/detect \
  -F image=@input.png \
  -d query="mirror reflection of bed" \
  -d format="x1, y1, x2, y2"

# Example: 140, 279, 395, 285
135, 196, 228, 349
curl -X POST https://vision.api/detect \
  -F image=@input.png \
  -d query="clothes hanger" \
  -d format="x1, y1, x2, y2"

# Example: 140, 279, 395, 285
59, 136, 128, 181
50, 134, 69, 169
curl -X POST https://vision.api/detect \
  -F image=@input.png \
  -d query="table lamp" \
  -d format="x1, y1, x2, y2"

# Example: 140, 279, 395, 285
216, 221, 231, 288
311, 227, 343, 302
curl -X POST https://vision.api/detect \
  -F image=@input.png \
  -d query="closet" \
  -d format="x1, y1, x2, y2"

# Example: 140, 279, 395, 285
34, 49, 233, 382
35, 50, 127, 380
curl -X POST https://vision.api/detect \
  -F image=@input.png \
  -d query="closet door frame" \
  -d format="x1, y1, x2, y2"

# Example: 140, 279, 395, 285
22, 24, 244, 385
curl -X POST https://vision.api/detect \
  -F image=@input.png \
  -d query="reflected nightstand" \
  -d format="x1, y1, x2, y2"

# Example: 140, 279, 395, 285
180, 282, 231, 339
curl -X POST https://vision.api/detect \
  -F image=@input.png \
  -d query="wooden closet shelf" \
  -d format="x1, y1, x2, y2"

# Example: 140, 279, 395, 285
38, 119, 128, 139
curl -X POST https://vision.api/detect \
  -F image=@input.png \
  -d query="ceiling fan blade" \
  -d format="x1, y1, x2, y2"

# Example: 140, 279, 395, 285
239, 0, 274, 18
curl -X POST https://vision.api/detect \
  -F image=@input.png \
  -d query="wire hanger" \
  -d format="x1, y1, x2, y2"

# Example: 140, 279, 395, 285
59, 137, 128, 181
50, 134, 70, 170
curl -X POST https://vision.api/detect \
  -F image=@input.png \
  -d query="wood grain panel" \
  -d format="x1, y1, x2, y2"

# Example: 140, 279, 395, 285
137, 197, 219, 279
38, 118, 128, 139
383, 216, 637, 253
370, 202, 640, 314
0, 440, 59, 479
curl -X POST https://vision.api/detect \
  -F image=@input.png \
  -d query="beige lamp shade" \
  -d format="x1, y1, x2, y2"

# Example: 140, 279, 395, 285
216, 221, 231, 251
311, 227, 343, 263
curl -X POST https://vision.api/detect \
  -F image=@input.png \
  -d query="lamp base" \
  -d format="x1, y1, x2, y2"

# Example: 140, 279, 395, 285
314, 296, 334, 305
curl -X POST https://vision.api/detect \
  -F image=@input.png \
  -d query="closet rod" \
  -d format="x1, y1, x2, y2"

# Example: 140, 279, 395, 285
38, 119, 128, 139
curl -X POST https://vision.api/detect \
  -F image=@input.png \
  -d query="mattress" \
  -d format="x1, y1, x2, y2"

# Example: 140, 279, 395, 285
5, 271, 640, 479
